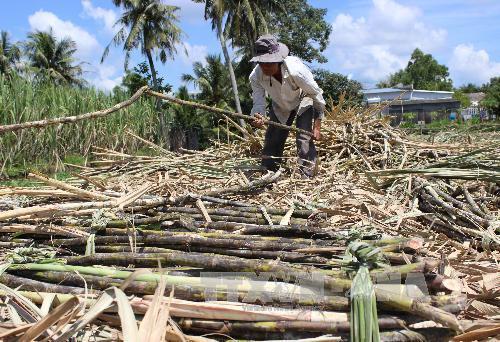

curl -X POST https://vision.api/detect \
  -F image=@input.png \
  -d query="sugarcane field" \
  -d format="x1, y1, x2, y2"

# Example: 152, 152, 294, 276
0, 1, 499, 342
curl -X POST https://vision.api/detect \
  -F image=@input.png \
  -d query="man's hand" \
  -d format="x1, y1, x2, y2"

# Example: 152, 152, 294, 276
312, 119, 321, 141
251, 113, 265, 129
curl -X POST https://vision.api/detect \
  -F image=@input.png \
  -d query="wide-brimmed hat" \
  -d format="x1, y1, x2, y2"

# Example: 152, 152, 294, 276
250, 34, 289, 63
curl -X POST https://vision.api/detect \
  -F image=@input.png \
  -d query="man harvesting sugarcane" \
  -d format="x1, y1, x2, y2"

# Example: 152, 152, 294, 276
249, 34, 325, 178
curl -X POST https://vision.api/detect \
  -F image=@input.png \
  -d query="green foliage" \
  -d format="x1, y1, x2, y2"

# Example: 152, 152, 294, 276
175, 53, 236, 148
167, 86, 217, 149
5, 247, 60, 264
313, 69, 363, 106
0, 31, 21, 75
458, 83, 482, 93
377, 48, 453, 91
103, 0, 184, 91
195, 0, 284, 50
121, 62, 171, 95
481, 77, 500, 116
0, 73, 158, 176
121, 70, 148, 95
24, 29, 84, 86
182, 54, 232, 108
270, 0, 331, 63
453, 90, 471, 108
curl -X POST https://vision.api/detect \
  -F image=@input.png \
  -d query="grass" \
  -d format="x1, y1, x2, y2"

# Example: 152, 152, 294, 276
0, 73, 160, 178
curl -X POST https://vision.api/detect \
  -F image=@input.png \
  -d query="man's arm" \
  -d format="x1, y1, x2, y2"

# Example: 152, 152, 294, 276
291, 64, 325, 140
249, 68, 266, 128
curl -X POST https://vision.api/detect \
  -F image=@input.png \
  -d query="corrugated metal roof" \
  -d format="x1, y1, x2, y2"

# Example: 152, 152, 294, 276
362, 88, 403, 94
362, 88, 454, 95
465, 92, 486, 102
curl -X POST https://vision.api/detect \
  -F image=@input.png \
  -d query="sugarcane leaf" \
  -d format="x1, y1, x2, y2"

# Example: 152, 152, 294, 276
279, 206, 295, 226
40, 293, 56, 317
470, 300, 500, 316
18, 296, 79, 342
0, 283, 43, 322
452, 323, 500, 342
138, 275, 171, 341
0, 262, 11, 276
6, 303, 24, 325
85, 233, 95, 256
112, 287, 139, 342
54, 287, 139, 341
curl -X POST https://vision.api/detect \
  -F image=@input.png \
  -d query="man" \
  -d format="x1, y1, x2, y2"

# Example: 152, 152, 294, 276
249, 34, 325, 178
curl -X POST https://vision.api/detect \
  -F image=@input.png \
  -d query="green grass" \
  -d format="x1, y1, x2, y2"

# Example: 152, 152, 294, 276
0, 73, 160, 178
0, 178, 39, 187
63, 154, 87, 166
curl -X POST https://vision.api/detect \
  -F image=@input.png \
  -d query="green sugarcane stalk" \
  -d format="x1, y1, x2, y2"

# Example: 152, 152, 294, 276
45, 234, 313, 252
175, 317, 406, 334
0, 272, 86, 294
14, 270, 354, 311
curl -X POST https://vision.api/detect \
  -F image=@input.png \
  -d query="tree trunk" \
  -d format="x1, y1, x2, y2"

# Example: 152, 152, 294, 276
146, 48, 169, 148
217, 21, 245, 127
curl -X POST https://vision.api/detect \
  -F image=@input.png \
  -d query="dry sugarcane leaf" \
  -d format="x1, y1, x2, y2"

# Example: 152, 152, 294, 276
470, 300, 500, 316
138, 275, 171, 341
54, 287, 138, 341
279, 206, 295, 226
452, 323, 500, 342
0, 323, 35, 340
40, 293, 56, 317
0, 283, 43, 323
195, 199, 212, 223
18, 296, 79, 342
482, 272, 500, 292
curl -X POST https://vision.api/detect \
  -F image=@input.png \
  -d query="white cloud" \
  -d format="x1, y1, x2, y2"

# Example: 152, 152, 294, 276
28, 10, 122, 91
449, 44, 500, 85
328, 0, 447, 82
28, 10, 100, 59
81, 0, 118, 34
180, 42, 208, 66
87, 63, 123, 92
167, 0, 205, 24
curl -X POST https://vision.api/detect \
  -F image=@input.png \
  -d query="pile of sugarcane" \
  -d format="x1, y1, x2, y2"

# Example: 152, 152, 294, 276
0, 162, 494, 341
412, 177, 499, 249
0, 95, 499, 340
0, 185, 469, 341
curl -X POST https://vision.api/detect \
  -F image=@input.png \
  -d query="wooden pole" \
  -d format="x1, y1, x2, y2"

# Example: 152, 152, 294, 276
146, 89, 314, 137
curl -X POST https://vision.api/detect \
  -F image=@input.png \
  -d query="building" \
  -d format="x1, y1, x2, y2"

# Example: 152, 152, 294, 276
361, 87, 461, 124
462, 92, 489, 121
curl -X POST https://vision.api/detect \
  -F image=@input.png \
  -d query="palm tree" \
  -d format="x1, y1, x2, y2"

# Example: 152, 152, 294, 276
0, 31, 21, 75
181, 54, 231, 109
193, 0, 284, 124
103, 0, 184, 141
102, 0, 184, 94
24, 29, 84, 86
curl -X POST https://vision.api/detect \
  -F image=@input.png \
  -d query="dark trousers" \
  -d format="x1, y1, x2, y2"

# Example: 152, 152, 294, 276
261, 105, 317, 177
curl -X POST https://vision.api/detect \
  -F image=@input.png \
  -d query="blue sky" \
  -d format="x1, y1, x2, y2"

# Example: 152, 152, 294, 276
1, 0, 499, 91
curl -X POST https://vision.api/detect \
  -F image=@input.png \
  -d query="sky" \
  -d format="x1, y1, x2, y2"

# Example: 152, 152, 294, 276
1, 0, 499, 92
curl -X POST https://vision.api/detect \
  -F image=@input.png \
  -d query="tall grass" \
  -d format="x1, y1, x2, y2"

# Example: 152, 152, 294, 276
0, 73, 159, 175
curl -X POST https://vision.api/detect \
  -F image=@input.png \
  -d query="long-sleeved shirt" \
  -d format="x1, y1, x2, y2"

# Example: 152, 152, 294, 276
249, 56, 326, 124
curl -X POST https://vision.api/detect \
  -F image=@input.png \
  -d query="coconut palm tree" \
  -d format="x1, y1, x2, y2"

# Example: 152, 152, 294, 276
102, 0, 184, 94
193, 0, 284, 123
181, 54, 231, 109
0, 31, 21, 75
103, 0, 185, 140
24, 29, 84, 86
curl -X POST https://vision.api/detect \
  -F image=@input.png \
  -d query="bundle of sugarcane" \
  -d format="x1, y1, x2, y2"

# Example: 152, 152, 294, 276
350, 266, 380, 342
412, 177, 499, 251
365, 143, 500, 185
